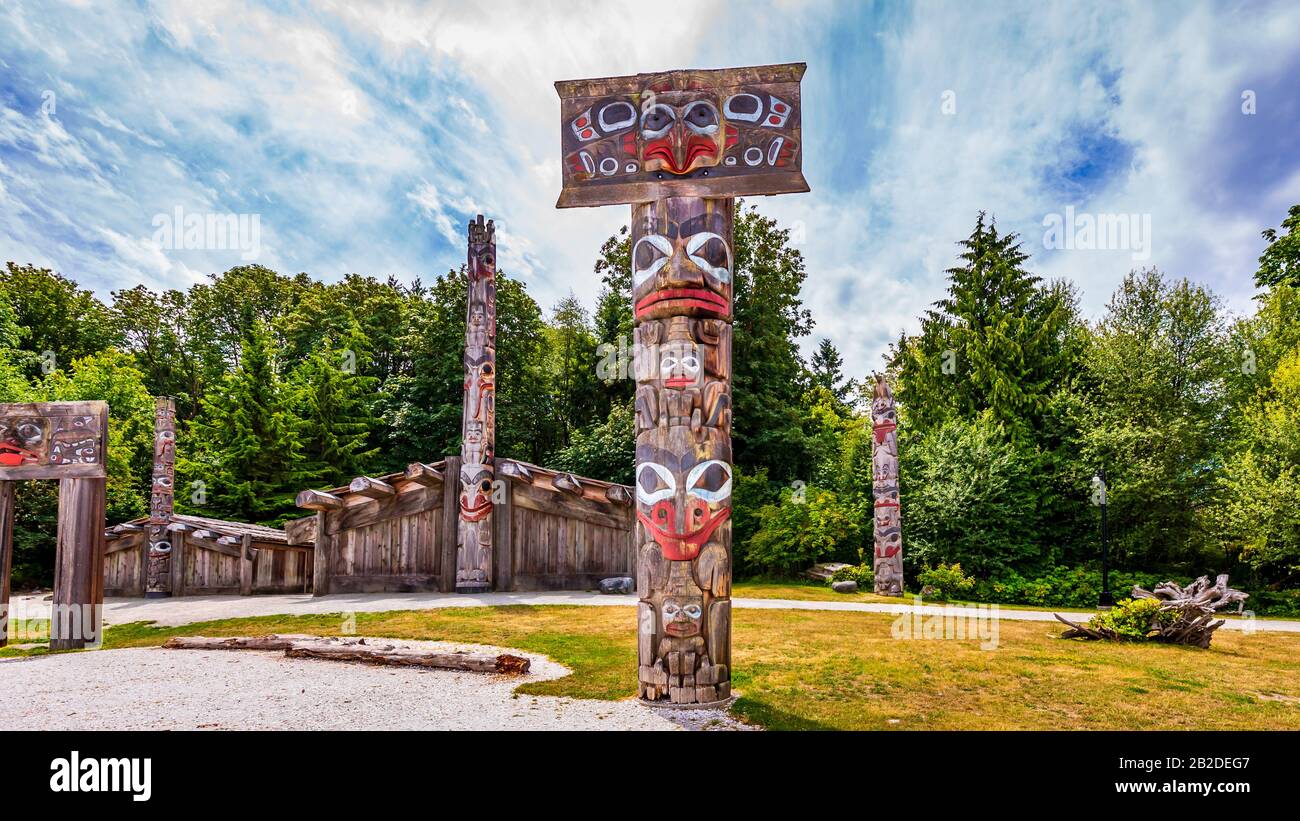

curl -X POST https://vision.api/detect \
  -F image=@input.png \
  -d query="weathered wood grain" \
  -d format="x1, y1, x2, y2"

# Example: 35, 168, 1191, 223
0, 481, 13, 647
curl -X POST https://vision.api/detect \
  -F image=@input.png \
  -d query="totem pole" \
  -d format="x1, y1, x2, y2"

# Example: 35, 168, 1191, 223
870, 374, 904, 596
145, 396, 176, 597
555, 63, 808, 704
456, 215, 497, 593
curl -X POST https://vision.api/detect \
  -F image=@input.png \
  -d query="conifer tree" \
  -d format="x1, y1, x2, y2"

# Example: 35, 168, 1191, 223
186, 313, 303, 523
290, 325, 380, 488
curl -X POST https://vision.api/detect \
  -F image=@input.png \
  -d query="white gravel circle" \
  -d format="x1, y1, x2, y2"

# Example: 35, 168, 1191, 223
0, 639, 753, 731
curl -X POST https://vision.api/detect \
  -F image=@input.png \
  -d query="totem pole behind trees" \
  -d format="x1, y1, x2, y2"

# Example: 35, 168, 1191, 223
145, 396, 177, 597
556, 63, 808, 704
870, 374, 904, 596
0, 401, 108, 648
456, 215, 497, 593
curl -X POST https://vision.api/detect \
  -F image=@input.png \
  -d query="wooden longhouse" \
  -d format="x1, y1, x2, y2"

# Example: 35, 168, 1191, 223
294, 456, 635, 595
103, 513, 305, 596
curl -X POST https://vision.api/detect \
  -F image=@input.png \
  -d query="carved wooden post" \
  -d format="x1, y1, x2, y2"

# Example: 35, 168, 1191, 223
146, 396, 176, 597
456, 215, 497, 593
870, 374, 904, 596
555, 63, 808, 704
0, 481, 14, 647
2, 401, 108, 649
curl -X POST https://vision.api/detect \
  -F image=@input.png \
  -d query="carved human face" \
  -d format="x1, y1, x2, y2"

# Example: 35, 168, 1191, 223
639, 89, 725, 177
50, 414, 100, 465
636, 444, 732, 561
632, 198, 732, 322
459, 465, 494, 522
0, 415, 45, 466
661, 595, 704, 637
658, 339, 701, 389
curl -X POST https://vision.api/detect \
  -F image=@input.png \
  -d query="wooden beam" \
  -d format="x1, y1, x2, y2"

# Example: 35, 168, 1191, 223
0, 482, 14, 648
163, 634, 530, 674
51, 477, 106, 650
312, 510, 331, 597
283, 515, 318, 546
171, 530, 185, 597
552, 473, 584, 497
217, 535, 242, 546
498, 460, 533, 484
166, 521, 192, 533
493, 458, 514, 592
114, 523, 144, 533
297, 488, 344, 511
239, 533, 253, 596
190, 528, 218, 541
403, 462, 443, 487
349, 476, 396, 499
440, 456, 461, 593
103, 530, 121, 541
604, 485, 633, 507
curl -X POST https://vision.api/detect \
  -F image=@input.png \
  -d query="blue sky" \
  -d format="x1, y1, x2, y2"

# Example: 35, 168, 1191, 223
2, 0, 1298, 378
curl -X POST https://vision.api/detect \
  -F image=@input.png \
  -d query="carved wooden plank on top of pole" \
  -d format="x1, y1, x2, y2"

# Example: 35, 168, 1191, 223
870, 374, 904, 596
555, 63, 808, 705
145, 396, 177, 597
0, 401, 108, 648
455, 215, 497, 593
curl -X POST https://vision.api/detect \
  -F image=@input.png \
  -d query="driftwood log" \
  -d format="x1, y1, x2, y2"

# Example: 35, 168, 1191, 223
1056, 574, 1248, 649
162, 634, 530, 674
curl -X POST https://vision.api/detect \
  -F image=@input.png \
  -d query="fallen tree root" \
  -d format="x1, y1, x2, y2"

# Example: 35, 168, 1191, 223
1054, 574, 1247, 648
163, 634, 531, 675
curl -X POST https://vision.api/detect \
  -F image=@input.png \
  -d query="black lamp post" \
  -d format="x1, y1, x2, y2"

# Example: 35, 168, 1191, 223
1093, 468, 1113, 608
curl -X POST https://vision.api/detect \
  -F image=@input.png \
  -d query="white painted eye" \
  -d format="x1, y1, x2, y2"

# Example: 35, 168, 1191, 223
723, 93, 763, 122
681, 356, 699, 374
599, 157, 619, 176
663, 601, 681, 618
598, 101, 636, 131
683, 604, 702, 619
659, 356, 678, 375
686, 459, 732, 503
632, 234, 673, 289
683, 101, 719, 136
685, 231, 731, 284
767, 136, 784, 166
640, 103, 676, 139
636, 461, 677, 505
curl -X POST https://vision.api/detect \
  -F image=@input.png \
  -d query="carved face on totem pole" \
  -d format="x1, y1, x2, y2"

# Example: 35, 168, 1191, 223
635, 441, 732, 562
662, 595, 704, 637
555, 64, 807, 208
0, 404, 106, 479
632, 198, 733, 322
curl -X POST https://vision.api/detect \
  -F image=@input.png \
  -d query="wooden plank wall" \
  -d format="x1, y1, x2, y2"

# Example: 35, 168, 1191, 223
251, 546, 313, 594
103, 534, 145, 597
507, 481, 636, 591
323, 484, 446, 593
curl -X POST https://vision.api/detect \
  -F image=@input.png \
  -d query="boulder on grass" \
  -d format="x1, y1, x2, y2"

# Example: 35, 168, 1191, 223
831, 580, 858, 594
599, 577, 634, 595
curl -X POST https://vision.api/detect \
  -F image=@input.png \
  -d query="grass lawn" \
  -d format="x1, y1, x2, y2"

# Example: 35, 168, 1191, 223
6, 604, 1300, 730
732, 579, 1096, 613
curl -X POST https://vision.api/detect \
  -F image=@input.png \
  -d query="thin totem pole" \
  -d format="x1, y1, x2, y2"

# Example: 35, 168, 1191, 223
145, 396, 176, 597
870, 374, 904, 596
456, 215, 497, 594
556, 63, 808, 704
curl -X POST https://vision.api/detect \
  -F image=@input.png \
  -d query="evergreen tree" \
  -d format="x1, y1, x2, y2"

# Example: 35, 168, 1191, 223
809, 337, 856, 408
289, 327, 380, 488
546, 294, 601, 446
1255, 203, 1300, 289
185, 314, 304, 523
893, 212, 1071, 440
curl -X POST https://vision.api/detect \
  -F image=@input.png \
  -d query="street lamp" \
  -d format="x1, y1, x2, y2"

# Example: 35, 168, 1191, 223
1092, 468, 1113, 608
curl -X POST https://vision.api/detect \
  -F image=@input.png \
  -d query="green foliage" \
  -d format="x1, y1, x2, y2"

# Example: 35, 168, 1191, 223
916, 562, 976, 599
549, 401, 635, 485
828, 563, 874, 588
809, 338, 856, 408
1, 262, 118, 378
1255, 203, 1300, 289
743, 485, 863, 576
1077, 268, 1229, 570
1087, 597, 1174, 640
973, 566, 1169, 608
288, 332, 380, 488
903, 415, 1045, 577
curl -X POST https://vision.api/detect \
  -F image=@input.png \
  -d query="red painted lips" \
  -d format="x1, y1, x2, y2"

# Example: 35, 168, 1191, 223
635, 288, 729, 318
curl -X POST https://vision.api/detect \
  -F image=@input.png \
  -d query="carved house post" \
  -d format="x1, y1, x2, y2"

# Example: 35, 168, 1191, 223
146, 396, 177, 597
555, 63, 808, 704
870, 375, 904, 595
455, 216, 497, 593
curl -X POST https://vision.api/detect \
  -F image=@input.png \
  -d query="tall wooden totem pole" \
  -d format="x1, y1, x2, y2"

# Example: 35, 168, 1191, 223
870, 374, 904, 596
556, 63, 808, 704
456, 215, 497, 594
145, 396, 177, 597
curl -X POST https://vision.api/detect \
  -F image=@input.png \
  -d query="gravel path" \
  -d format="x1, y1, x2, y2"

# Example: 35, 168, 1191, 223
9, 590, 1297, 633
0, 639, 752, 731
